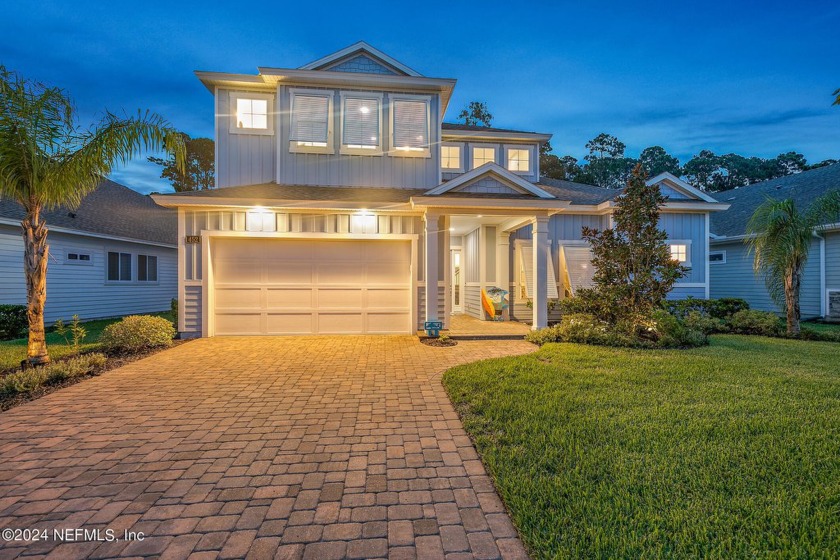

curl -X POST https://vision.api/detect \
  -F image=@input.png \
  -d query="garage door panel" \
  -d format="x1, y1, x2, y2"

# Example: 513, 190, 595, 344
215, 313, 262, 335
318, 313, 365, 334
213, 239, 411, 335
266, 313, 315, 334
266, 288, 313, 308
216, 288, 262, 308
317, 288, 364, 308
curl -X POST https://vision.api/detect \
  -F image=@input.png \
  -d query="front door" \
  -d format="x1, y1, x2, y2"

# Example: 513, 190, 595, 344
451, 248, 463, 314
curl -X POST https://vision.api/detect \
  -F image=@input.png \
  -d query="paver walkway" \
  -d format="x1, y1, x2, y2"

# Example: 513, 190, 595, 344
0, 336, 535, 559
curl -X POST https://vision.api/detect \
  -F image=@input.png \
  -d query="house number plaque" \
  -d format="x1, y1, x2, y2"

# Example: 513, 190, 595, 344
185, 235, 201, 244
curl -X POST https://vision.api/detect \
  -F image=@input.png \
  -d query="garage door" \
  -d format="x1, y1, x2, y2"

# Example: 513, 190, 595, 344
211, 238, 412, 335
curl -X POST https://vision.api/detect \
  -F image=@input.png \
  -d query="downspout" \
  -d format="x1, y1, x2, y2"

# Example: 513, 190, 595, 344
813, 230, 826, 318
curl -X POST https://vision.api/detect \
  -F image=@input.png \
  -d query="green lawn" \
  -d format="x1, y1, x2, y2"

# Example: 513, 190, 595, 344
802, 320, 840, 334
0, 311, 173, 372
443, 335, 840, 559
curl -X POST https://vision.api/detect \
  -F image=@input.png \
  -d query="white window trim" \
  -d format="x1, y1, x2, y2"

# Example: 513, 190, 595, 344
503, 144, 535, 176
64, 249, 93, 266
440, 142, 464, 172
709, 250, 727, 264
106, 250, 133, 283
339, 91, 384, 156
246, 210, 277, 232
137, 254, 160, 284
469, 143, 498, 169
288, 87, 334, 154
229, 91, 274, 136
389, 93, 432, 158
668, 240, 692, 268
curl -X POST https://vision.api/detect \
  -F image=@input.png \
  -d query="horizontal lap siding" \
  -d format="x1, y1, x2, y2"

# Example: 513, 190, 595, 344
710, 240, 823, 318
826, 232, 840, 293
0, 226, 176, 323
464, 286, 481, 319
417, 286, 445, 329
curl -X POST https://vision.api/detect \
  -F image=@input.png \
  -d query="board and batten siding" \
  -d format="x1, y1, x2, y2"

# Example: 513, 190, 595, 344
710, 238, 823, 318
0, 225, 176, 323
179, 209, 440, 334
216, 89, 276, 188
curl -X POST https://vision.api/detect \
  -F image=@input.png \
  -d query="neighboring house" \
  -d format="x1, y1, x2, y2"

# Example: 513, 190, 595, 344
709, 163, 840, 320
0, 180, 178, 323
153, 42, 727, 337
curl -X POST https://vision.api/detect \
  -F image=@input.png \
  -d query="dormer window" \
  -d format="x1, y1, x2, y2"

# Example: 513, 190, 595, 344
229, 92, 273, 135
506, 147, 531, 173
289, 89, 333, 154
341, 93, 382, 155
391, 95, 430, 157
441, 144, 463, 171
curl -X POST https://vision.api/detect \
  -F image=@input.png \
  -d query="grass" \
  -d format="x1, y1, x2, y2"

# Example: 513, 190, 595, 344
0, 311, 173, 372
443, 335, 840, 558
802, 320, 840, 334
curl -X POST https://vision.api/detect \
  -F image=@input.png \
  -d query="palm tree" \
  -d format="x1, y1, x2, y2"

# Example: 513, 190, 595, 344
747, 191, 840, 335
0, 67, 184, 366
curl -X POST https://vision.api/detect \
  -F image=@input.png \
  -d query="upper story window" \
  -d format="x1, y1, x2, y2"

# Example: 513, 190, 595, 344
65, 251, 92, 265
441, 144, 463, 171
229, 92, 273, 135
506, 147, 531, 173
107, 251, 132, 282
137, 255, 158, 282
391, 96, 431, 157
289, 89, 333, 154
472, 146, 496, 169
341, 94, 382, 155
669, 242, 690, 265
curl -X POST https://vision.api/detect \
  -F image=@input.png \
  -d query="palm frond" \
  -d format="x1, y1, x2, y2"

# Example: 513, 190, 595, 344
804, 189, 840, 231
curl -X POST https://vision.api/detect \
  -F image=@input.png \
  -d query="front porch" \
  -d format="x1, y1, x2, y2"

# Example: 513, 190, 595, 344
418, 314, 532, 339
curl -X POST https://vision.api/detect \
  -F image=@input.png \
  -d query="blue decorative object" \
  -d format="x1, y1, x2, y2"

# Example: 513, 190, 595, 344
424, 321, 443, 337
485, 287, 510, 321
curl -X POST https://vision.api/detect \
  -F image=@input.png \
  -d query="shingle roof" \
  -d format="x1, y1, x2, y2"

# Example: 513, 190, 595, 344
537, 178, 619, 204
0, 180, 177, 245
709, 163, 840, 237
441, 123, 544, 135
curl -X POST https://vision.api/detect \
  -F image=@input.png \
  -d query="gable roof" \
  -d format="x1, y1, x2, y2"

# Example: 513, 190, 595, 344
536, 178, 619, 205
425, 163, 555, 199
299, 41, 422, 77
710, 163, 840, 237
646, 172, 719, 203
0, 180, 176, 245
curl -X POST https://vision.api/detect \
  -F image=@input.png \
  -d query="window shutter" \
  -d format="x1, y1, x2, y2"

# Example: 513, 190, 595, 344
291, 94, 330, 143
343, 97, 379, 146
519, 244, 558, 299
562, 246, 595, 294
393, 100, 428, 149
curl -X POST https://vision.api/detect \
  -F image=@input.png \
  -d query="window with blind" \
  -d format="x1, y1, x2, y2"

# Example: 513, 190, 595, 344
561, 246, 595, 296
341, 95, 382, 154
289, 90, 333, 153
391, 97, 430, 156
517, 244, 559, 299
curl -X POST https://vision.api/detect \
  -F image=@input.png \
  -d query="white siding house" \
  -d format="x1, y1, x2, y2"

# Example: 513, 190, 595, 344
0, 181, 178, 324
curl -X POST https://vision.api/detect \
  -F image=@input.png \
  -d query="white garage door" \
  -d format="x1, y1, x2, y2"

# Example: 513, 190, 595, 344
211, 238, 412, 335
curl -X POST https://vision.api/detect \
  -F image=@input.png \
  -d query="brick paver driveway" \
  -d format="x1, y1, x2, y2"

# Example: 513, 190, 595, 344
0, 336, 536, 560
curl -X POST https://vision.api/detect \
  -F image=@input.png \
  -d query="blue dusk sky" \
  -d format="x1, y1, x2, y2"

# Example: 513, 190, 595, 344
2, 0, 839, 193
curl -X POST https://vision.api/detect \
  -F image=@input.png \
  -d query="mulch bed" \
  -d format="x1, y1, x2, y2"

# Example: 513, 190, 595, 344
0, 340, 190, 413
420, 338, 458, 348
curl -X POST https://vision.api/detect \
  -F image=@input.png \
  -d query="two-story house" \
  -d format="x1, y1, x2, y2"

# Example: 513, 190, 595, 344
153, 42, 728, 337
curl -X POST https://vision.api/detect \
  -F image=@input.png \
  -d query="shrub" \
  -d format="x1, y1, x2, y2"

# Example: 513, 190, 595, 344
796, 328, 840, 343
683, 310, 726, 335
527, 314, 650, 348
99, 315, 176, 354
53, 315, 87, 355
728, 310, 783, 336
0, 353, 106, 397
652, 310, 708, 348
171, 298, 179, 329
0, 304, 27, 341
665, 297, 750, 320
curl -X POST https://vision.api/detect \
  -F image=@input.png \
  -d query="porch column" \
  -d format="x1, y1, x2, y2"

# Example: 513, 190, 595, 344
496, 231, 511, 321
442, 215, 451, 327
532, 215, 549, 330
424, 212, 440, 326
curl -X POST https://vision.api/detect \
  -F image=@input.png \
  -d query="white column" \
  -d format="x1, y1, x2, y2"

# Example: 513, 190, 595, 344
532, 216, 549, 330
496, 231, 511, 321
424, 212, 440, 325
442, 215, 451, 327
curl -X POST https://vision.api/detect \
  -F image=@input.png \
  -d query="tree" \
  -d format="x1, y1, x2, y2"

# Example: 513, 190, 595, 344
807, 159, 838, 170
772, 151, 808, 175
575, 164, 687, 330
581, 133, 636, 189
149, 134, 214, 192
539, 141, 581, 180
0, 67, 185, 365
683, 150, 723, 191
458, 101, 492, 127
638, 146, 681, 177
746, 191, 840, 335
585, 133, 625, 158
